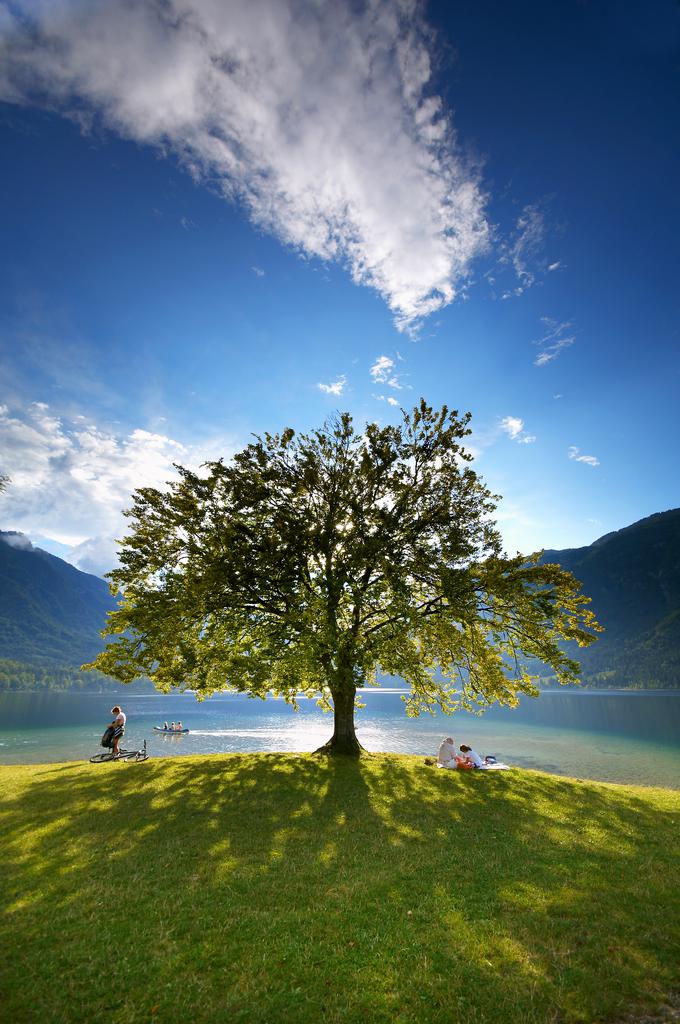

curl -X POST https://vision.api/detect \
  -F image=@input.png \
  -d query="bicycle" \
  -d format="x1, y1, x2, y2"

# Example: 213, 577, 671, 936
89, 740, 149, 764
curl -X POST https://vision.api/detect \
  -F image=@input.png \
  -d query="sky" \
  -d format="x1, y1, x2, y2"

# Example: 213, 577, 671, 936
0, 0, 678, 577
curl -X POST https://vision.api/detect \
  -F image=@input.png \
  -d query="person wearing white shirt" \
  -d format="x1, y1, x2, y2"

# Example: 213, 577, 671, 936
437, 737, 458, 768
459, 744, 484, 769
109, 705, 126, 758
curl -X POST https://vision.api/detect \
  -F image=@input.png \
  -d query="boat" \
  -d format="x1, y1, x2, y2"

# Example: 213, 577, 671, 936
153, 726, 189, 734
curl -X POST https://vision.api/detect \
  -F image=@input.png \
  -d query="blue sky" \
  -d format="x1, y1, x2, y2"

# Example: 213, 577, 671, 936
0, 0, 678, 576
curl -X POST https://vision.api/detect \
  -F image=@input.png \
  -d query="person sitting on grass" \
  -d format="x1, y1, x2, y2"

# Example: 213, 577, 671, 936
109, 705, 126, 758
437, 737, 458, 768
459, 744, 485, 769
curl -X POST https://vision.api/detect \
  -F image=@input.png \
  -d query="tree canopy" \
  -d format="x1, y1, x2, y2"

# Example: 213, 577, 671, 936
88, 402, 600, 754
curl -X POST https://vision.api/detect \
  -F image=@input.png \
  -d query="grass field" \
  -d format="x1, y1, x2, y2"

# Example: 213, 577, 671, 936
1, 754, 679, 1024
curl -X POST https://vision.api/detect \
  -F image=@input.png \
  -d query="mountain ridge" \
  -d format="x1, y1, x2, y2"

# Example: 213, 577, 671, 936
1, 508, 679, 689
0, 530, 117, 665
539, 507, 680, 688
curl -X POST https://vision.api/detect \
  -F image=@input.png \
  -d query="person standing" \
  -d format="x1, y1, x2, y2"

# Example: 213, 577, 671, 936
109, 705, 126, 758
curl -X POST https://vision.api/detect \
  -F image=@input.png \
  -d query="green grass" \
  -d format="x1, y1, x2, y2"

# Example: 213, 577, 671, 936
1, 755, 679, 1024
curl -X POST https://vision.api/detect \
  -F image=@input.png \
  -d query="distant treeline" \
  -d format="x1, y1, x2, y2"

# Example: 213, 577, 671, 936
2, 658, 676, 695
539, 671, 679, 691
0, 658, 155, 693
535, 630, 680, 690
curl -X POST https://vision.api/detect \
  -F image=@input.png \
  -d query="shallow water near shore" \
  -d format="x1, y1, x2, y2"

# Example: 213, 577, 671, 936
1, 688, 679, 788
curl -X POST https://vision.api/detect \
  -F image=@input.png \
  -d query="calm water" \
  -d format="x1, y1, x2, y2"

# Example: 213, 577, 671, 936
0, 689, 679, 788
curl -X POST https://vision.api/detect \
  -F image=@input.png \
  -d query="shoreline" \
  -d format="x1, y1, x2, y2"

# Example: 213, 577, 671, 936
2, 690, 679, 789
2, 686, 680, 696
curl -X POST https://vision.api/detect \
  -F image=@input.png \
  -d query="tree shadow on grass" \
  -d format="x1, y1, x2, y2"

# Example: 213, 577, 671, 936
0, 755, 678, 1024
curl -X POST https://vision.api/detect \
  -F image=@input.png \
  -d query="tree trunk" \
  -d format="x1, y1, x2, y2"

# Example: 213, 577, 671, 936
315, 680, 365, 756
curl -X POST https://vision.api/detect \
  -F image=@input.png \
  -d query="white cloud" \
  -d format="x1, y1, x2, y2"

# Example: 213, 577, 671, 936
0, 0, 489, 332
0, 531, 33, 551
386, 396, 400, 407
370, 356, 396, 382
496, 203, 561, 298
500, 416, 524, 440
568, 446, 599, 467
500, 416, 536, 444
533, 316, 576, 367
510, 205, 546, 289
498, 204, 546, 296
0, 402, 236, 575
251, 266, 265, 277
535, 342, 573, 367
369, 354, 408, 390
317, 376, 347, 396
63, 535, 121, 579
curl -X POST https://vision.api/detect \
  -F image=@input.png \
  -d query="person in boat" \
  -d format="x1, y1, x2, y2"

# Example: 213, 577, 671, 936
109, 705, 126, 758
437, 737, 458, 768
459, 744, 485, 769
163, 721, 169, 730
176, 721, 183, 731
169, 721, 176, 731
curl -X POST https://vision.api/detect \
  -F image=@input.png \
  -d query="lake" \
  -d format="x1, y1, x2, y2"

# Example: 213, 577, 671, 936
1, 688, 679, 788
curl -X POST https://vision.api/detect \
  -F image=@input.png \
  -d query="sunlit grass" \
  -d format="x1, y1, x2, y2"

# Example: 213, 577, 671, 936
1, 754, 679, 1024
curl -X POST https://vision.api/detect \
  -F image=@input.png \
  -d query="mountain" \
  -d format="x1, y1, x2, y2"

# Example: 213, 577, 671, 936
540, 508, 680, 688
1, 509, 679, 691
0, 530, 117, 665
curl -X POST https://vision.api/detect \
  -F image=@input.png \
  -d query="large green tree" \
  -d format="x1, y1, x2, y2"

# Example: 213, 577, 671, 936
88, 402, 599, 754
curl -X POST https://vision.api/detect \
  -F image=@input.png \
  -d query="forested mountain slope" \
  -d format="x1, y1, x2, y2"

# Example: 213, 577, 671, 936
540, 508, 680, 688
0, 532, 119, 688
1, 508, 679, 690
